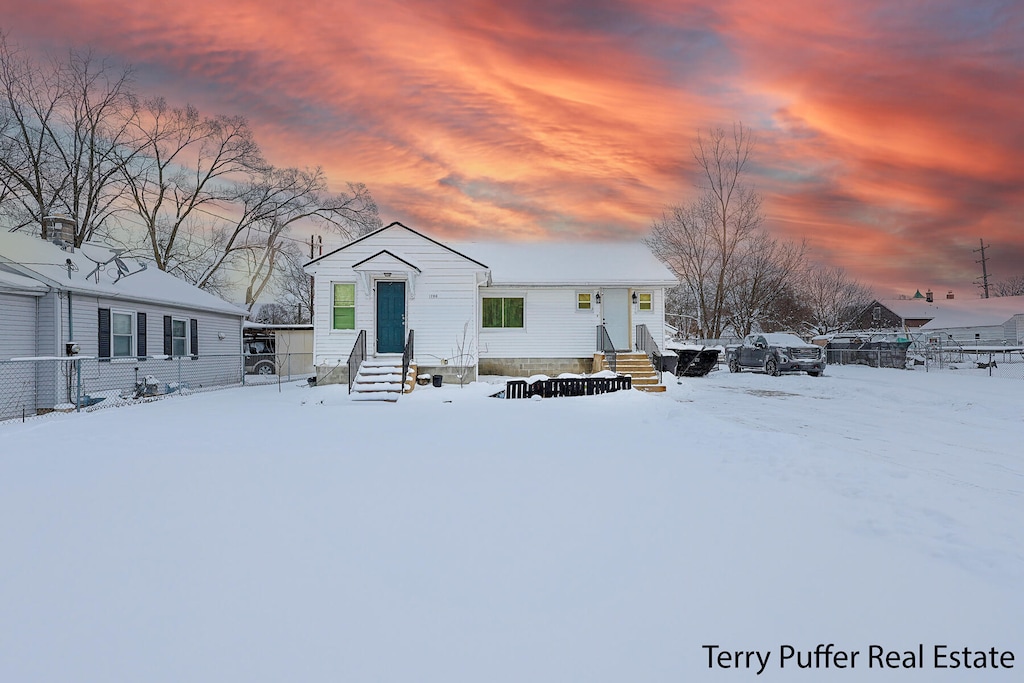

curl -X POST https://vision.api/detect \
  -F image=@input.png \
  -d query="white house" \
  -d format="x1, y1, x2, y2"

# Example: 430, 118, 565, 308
303, 222, 678, 388
0, 228, 247, 418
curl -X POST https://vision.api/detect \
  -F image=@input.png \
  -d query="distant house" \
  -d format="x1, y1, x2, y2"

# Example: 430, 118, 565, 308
303, 222, 678, 390
854, 294, 1024, 346
0, 228, 246, 417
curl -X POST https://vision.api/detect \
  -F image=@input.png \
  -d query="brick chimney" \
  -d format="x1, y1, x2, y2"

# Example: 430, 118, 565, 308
42, 215, 76, 245
925, 289, 933, 302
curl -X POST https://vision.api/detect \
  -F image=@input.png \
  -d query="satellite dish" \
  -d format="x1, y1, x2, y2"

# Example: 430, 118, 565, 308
114, 257, 129, 275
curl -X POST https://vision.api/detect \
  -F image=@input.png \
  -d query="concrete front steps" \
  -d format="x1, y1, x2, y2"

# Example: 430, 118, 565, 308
595, 351, 666, 393
351, 356, 417, 402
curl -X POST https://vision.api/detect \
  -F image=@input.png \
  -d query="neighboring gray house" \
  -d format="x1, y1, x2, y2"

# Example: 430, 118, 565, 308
0, 229, 246, 418
304, 222, 678, 393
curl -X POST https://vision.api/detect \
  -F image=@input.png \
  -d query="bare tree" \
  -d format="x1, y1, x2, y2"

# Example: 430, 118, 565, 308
274, 241, 314, 323
800, 264, 875, 336
120, 97, 264, 273
991, 275, 1024, 297
450, 321, 476, 387
646, 123, 765, 337
0, 36, 137, 243
51, 48, 138, 245
725, 232, 806, 337
0, 33, 66, 231
198, 166, 379, 309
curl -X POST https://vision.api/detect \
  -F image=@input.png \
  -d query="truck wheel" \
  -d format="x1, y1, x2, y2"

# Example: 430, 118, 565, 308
765, 357, 781, 376
255, 361, 275, 375
728, 359, 741, 373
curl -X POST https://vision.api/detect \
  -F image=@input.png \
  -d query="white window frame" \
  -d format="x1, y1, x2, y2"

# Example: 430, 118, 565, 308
576, 291, 593, 312
110, 309, 135, 358
636, 291, 653, 312
170, 317, 190, 356
331, 282, 356, 332
481, 293, 526, 330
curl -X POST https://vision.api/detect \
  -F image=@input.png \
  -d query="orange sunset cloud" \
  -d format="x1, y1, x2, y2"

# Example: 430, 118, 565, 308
1, 0, 1021, 294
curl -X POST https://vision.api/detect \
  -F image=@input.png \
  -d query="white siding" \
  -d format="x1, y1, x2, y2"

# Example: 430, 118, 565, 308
306, 225, 670, 367
1005, 314, 1024, 344
0, 292, 37, 360
308, 228, 486, 366
0, 292, 40, 420
928, 325, 1006, 345
479, 286, 666, 358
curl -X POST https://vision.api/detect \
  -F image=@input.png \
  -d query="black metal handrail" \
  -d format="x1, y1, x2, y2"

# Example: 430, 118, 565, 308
596, 324, 617, 373
347, 329, 366, 394
401, 329, 415, 394
635, 323, 663, 383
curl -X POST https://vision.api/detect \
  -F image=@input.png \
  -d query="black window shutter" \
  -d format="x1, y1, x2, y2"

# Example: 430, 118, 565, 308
137, 312, 147, 358
163, 315, 172, 356
98, 308, 111, 359
190, 318, 199, 357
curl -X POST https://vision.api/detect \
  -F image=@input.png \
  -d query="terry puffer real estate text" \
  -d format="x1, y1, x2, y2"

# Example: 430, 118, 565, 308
702, 643, 1015, 675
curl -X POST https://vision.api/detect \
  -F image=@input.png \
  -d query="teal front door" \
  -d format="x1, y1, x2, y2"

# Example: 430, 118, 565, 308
376, 281, 406, 353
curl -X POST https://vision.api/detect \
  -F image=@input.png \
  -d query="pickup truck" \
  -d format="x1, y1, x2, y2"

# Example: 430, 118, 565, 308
726, 333, 825, 377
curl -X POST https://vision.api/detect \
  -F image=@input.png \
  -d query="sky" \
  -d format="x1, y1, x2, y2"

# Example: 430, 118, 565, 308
1, 0, 1022, 296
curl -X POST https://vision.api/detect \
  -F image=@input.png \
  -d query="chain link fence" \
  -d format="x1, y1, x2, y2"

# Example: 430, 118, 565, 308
1, 352, 314, 423
825, 347, 1024, 379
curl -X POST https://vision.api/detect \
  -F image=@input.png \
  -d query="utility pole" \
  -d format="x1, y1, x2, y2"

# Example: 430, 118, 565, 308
307, 235, 323, 323
974, 238, 991, 298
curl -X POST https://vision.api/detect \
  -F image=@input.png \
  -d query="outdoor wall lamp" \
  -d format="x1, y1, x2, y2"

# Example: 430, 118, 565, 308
632, 291, 639, 304
595, 292, 601, 304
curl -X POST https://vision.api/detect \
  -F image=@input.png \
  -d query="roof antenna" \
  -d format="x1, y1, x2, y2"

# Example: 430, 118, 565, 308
80, 246, 145, 283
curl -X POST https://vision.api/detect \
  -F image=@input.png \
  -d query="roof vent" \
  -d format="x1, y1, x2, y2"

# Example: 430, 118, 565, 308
946, 290, 954, 300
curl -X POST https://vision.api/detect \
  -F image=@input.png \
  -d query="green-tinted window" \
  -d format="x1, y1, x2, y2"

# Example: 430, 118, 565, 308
482, 297, 524, 328
333, 283, 355, 330
638, 292, 652, 311
577, 293, 591, 310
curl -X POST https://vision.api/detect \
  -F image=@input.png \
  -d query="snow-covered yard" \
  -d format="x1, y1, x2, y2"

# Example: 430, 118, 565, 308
1, 366, 1021, 682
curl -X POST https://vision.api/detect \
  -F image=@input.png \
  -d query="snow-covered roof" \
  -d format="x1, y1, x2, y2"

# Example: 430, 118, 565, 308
244, 322, 313, 330
0, 268, 48, 294
881, 295, 1024, 329
0, 230, 247, 316
448, 241, 678, 287
760, 333, 814, 347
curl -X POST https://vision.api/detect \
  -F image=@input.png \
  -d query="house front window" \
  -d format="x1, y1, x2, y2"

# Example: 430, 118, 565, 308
171, 318, 188, 356
333, 283, 355, 330
482, 297, 524, 328
577, 292, 592, 310
637, 292, 652, 311
111, 311, 134, 357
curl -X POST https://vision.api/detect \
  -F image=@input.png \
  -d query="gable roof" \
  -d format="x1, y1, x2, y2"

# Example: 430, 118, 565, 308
351, 249, 422, 273
0, 230, 246, 316
449, 241, 678, 286
306, 222, 488, 269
